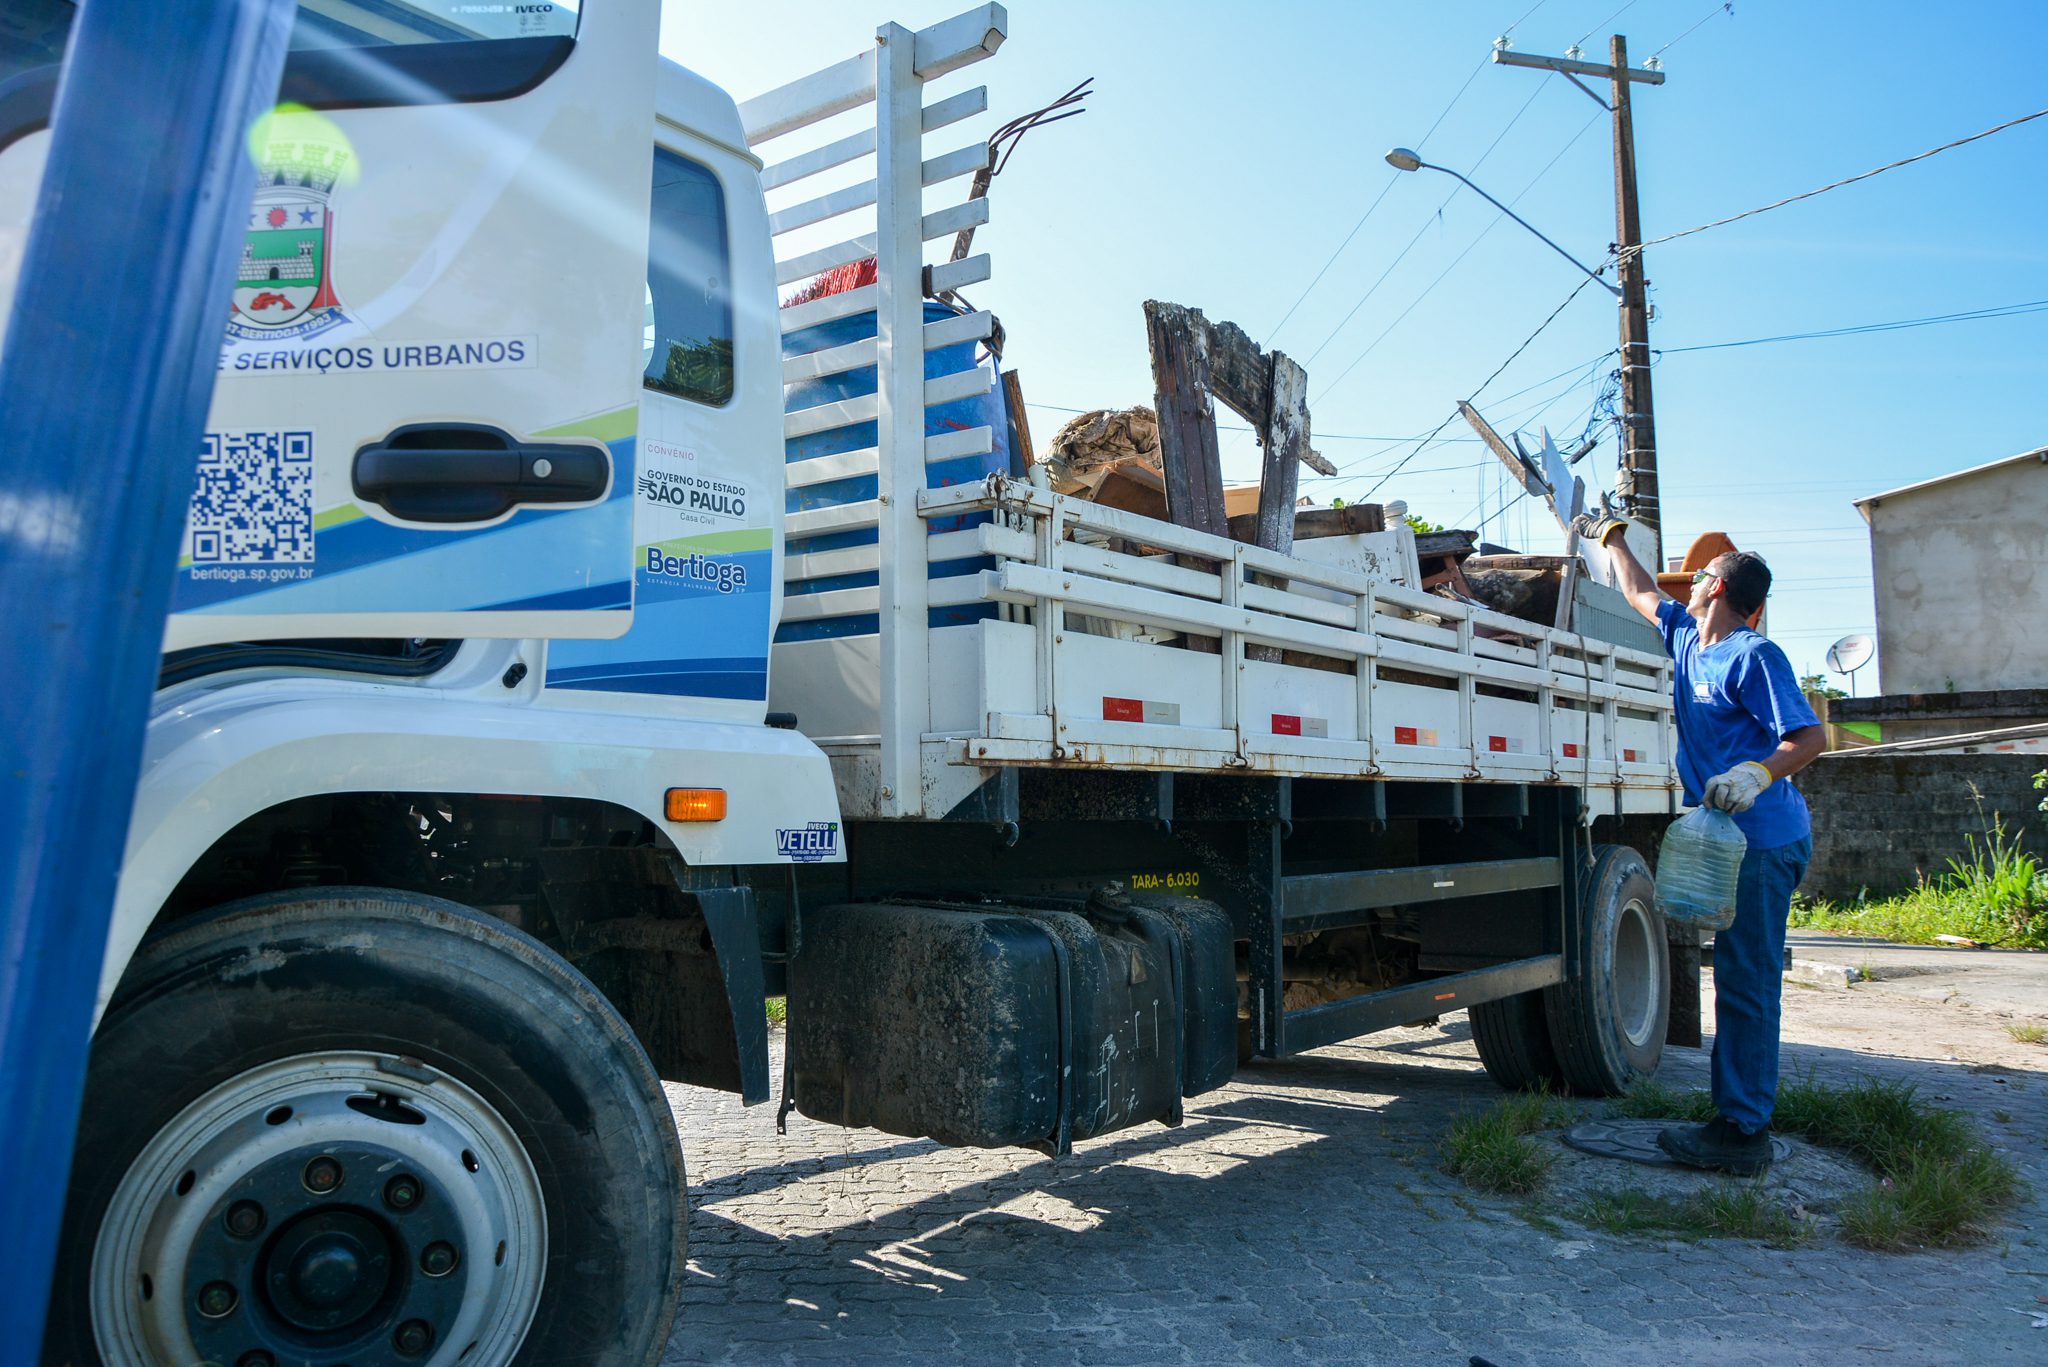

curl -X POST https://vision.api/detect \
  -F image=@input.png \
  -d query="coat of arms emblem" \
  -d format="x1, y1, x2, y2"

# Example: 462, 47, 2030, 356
228, 141, 351, 342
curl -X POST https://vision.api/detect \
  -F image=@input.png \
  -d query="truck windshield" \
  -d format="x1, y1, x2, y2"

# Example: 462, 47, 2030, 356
3, 1, 582, 95
294, 0, 580, 46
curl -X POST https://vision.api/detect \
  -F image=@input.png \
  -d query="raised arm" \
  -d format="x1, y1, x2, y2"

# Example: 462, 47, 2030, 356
1573, 512, 1664, 624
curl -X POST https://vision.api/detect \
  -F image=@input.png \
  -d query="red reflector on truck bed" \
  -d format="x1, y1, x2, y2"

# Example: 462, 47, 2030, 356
1103, 697, 1181, 724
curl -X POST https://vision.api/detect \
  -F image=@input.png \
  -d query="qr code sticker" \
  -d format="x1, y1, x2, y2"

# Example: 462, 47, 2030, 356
190, 430, 315, 563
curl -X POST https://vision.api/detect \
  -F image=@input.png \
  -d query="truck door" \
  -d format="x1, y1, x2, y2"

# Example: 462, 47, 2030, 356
0, 0, 660, 649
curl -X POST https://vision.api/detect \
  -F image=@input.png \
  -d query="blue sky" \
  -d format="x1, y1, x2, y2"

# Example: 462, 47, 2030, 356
664, 1, 2048, 693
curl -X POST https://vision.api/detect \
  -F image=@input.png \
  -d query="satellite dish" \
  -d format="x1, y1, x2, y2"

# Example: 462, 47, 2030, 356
1826, 633, 1874, 674
1826, 632, 1875, 697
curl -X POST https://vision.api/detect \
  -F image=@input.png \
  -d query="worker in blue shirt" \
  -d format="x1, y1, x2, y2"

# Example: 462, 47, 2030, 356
1578, 514, 1827, 1175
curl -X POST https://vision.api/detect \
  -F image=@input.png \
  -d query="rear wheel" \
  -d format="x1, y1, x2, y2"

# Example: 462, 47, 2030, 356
1544, 845, 1668, 1095
1468, 990, 1565, 1092
45, 889, 684, 1367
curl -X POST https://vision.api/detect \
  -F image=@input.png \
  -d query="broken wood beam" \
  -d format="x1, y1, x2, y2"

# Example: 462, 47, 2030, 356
1457, 400, 1547, 500
1255, 353, 1309, 560
1145, 300, 1229, 539
1146, 301, 1335, 534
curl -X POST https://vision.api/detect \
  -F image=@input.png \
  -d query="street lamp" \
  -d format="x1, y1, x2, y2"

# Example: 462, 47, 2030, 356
1383, 148, 1620, 297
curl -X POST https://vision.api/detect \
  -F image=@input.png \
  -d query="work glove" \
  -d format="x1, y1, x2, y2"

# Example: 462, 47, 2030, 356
1703, 760, 1774, 814
1569, 494, 1636, 549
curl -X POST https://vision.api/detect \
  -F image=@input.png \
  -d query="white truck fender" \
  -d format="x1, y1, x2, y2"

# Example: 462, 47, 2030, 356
103, 678, 841, 1025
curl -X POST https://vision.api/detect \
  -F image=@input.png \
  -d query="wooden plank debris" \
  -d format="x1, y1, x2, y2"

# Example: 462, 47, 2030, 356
1458, 400, 1547, 499
1256, 354, 1309, 559
1145, 300, 1230, 539
1144, 299, 1340, 546
1000, 370, 1034, 474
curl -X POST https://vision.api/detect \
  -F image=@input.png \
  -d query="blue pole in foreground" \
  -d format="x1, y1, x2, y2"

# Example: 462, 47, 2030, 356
0, 0, 293, 1347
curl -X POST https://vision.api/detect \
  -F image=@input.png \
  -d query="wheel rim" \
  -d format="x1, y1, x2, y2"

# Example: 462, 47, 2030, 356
1611, 894, 1660, 1049
91, 1051, 547, 1367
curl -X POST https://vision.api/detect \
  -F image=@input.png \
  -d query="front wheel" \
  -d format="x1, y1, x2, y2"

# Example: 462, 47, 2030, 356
45, 889, 685, 1367
1543, 845, 1668, 1096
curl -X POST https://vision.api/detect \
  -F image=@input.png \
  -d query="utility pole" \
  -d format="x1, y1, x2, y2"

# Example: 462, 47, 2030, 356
1493, 37, 1666, 566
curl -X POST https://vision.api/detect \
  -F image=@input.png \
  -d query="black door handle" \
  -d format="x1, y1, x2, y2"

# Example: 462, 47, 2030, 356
352, 422, 611, 523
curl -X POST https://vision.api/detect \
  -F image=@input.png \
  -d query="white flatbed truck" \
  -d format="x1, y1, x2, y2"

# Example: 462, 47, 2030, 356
1, 5, 1682, 1363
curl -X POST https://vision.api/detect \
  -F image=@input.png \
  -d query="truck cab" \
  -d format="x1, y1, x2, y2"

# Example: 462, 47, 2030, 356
5, 4, 839, 1362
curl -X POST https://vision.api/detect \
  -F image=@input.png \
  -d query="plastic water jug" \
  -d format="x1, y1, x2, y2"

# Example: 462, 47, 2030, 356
1655, 806, 1747, 930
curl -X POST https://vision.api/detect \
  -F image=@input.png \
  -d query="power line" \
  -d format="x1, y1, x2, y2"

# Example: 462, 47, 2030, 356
1657, 298, 2048, 355
1262, 179, 1410, 349
1358, 272, 1606, 502
1501, 0, 1552, 40
1021, 349, 1610, 476
1302, 80, 1554, 367
1303, 458, 1492, 483
1651, 1, 1732, 58
1622, 103, 2048, 260
1575, 0, 1643, 49
1315, 363, 1599, 489
1312, 107, 1605, 405
1301, 214, 1442, 366
1020, 401, 1485, 445
1262, 46, 1496, 346
1313, 347, 1607, 490
1486, 348, 1616, 409
1265, 0, 1562, 347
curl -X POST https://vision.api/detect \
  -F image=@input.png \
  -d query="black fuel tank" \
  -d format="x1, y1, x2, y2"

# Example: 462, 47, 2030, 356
787, 892, 1237, 1152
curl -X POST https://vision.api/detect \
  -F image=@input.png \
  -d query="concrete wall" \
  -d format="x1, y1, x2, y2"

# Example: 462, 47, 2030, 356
1798, 752, 2044, 899
1833, 688, 2048, 744
1863, 454, 2048, 694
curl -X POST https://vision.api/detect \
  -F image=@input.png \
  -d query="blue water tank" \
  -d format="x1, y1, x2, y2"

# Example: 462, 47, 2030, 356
779, 299, 1015, 641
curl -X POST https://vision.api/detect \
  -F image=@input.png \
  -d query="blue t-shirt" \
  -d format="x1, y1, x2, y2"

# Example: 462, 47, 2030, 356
1657, 599, 1819, 849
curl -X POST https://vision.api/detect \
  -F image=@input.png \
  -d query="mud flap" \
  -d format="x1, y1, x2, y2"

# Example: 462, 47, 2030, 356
540, 848, 771, 1104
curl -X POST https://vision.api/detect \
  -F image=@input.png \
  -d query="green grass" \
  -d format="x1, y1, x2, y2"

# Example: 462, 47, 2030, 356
1440, 1088, 1575, 1195
1790, 795, 2048, 949
1609, 1076, 1714, 1123
1791, 882, 2048, 951
2006, 1021, 2046, 1045
1611, 1075, 2024, 1250
765, 996, 787, 1026
1571, 1183, 1812, 1247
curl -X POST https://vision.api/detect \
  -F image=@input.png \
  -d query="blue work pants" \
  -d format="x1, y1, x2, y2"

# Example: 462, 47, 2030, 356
1710, 835, 1813, 1134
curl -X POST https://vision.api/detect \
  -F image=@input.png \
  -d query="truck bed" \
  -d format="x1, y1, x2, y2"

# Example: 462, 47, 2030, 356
774, 476, 1677, 818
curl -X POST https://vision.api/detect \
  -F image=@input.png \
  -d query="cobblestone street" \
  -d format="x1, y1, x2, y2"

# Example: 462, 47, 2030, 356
660, 971, 2048, 1367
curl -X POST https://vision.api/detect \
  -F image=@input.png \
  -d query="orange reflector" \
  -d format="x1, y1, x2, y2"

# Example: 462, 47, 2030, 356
665, 788, 727, 822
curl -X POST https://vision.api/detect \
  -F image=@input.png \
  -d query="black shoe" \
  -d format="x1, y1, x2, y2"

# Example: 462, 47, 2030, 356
1657, 1116, 1772, 1176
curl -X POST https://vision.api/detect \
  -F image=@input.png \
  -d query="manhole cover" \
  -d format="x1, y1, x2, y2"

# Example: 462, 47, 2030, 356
1563, 1118, 1793, 1167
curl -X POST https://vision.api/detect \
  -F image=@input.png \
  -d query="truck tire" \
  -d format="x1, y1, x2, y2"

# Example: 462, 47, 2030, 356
43, 889, 685, 1367
1543, 844, 1668, 1095
1468, 991, 1565, 1093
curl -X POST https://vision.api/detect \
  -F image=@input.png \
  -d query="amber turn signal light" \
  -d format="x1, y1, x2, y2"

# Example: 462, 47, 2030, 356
664, 788, 727, 822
